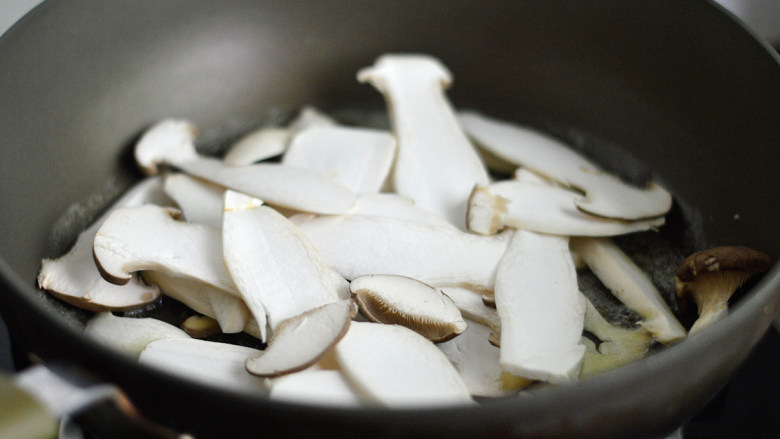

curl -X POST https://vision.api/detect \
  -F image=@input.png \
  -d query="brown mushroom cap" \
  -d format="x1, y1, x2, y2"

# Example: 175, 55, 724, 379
675, 246, 771, 296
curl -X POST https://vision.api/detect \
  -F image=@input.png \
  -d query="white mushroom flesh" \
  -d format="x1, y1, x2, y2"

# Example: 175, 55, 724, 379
223, 128, 291, 167
358, 54, 489, 229
570, 237, 686, 344
163, 173, 225, 228
269, 369, 361, 407
334, 321, 474, 407
438, 287, 501, 332
296, 214, 513, 291
84, 312, 190, 358
495, 230, 586, 383
459, 111, 672, 220
349, 193, 457, 229
282, 126, 396, 194
37, 177, 169, 311
349, 274, 467, 342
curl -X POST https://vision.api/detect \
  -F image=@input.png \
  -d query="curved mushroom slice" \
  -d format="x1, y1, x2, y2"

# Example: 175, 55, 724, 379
350, 193, 457, 229
438, 287, 500, 333
458, 111, 672, 220
245, 300, 357, 378
38, 177, 168, 311
180, 315, 222, 339
495, 230, 586, 384
223, 128, 291, 167
139, 338, 269, 393
269, 369, 361, 407
467, 181, 665, 236
163, 173, 224, 228
134, 119, 355, 214
570, 237, 686, 344
579, 297, 652, 378
288, 105, 338, 132
93, 204, 237, 295
334, 321, 473, 407
349, 274, 467, 343
85, 312, 190, 358
282, 126, 396, 193
296, 214, 513, 292
358, 55, 489, 229
223, 191, 343, 340
437, 319, 516, 397
141, 271, 258, 339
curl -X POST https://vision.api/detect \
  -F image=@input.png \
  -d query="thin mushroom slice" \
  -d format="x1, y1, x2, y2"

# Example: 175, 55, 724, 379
282, 126, 396, 193
467, 181, 665, 236
84, 312, 189, 358
141, 271, 260, 340
296, 214, 513, 292
245, 299, 357, 378
350, 193, 457, 229
358, 54, 489, 229
139, 338, 268, 393
37, 177, 168, 311
438, 287, 500, 332
495, 230, 586, 383
349, 274, 467, 343
223, 128, 291, 167
458, 111, 672, 220
570, 237, 687, 344
93, 204, 236, 293
163, 173, 224, 228
334, 321, 474, 407
134, 119, 355, 214
269, 369, 361, 407
223, 190, 342, 341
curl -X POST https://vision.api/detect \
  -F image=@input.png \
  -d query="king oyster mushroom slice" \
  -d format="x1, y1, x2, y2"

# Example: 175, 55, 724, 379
579, 297, 653, 378
349, 193, 457, 229
295, 214, 513, 292
438, 287, 501, 333
349, 274, 467, 343
269, 369, 361, 407
163, 173, 224, 228
570, 237, 687, 344
358, 54, 490, 229
139, 338, 269, 393
334, 321, 474, 407
94, 204, 236, 291
438, 319, 520, 397
495, 230, 586, 383
37, 177, 168, 311
282, 126, 396, 194
141, 271, 259, 339
467, 181, 665, 237
134, 119, 355, 214
245, 299, 357, 378
223, 191, 344, 342
84, 312, 190, 358
458, 111, 672, 221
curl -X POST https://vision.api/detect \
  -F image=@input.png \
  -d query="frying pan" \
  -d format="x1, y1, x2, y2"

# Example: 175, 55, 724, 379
0, 1, 778, 438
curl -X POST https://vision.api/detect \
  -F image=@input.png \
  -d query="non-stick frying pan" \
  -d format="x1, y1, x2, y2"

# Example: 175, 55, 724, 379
0, 1, 778, 438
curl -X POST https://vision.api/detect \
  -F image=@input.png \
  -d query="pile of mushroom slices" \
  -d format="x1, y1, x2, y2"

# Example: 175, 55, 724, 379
39, 53, 702, 407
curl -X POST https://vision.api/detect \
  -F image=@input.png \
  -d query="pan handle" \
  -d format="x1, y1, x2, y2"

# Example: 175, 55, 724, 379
0, 372, 59, 439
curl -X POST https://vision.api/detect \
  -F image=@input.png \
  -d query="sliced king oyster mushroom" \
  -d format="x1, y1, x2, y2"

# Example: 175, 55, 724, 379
245, 299, 357, 378
513, 167, 555, 186
334, 321, 474, 407
437, 319, 516, 397
84, 312, 190, 358
141, 271, 259, 339
349, 193, 457, 229
295, 214, 513, 292
269, 369, 361, 407
570, 237, 686, 344
134, 119, 355, 214
222, 190, 343, 342
349, 274, 467, 343
495, 230, 586, 383
458, 111, 672, 220
180, 314, 222, 339
282, 126, 396, 194
139, 338, 269, 393
467, 181, 665, 236
223, 107, 336, 167
438, 287, 501, 333
93, 204, 237, 293
38, 177, 168, 311
358, 54, 489, 229
163, 173, 224, 228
